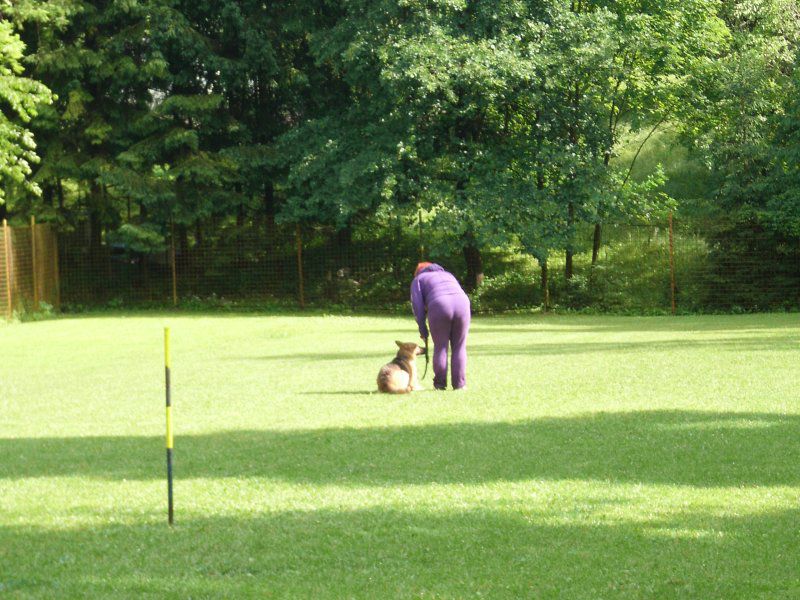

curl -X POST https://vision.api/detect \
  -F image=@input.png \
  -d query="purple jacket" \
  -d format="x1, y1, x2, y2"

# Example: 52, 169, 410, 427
410, 264, 467, 338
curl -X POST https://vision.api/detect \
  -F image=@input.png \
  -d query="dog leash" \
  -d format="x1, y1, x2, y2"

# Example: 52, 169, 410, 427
421, 336, 429, 380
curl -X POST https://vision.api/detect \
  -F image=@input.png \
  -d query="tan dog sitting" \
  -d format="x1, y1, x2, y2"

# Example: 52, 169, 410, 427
377, 341, 425, 393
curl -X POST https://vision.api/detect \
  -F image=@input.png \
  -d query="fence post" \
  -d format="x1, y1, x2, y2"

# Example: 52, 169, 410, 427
295, 224, 305, 309
170, 220, 178, 307
668, 212, 676, 315
3, 219, 12, 319
30, 215, 39, 310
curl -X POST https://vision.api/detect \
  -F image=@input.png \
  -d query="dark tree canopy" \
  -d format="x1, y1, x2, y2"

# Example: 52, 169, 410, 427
0, 0, 797, 300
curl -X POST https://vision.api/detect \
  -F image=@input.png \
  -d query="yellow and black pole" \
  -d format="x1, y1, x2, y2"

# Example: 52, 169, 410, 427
164, 327, 174, 525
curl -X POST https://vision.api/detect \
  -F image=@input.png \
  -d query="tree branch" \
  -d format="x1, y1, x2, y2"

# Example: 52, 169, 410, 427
621, 116, 667, 189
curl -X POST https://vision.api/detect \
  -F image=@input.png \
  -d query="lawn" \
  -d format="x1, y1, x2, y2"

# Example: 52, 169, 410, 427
1, 312, 799, 598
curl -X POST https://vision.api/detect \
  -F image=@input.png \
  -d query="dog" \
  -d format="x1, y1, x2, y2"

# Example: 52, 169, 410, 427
377, 341, 425, 393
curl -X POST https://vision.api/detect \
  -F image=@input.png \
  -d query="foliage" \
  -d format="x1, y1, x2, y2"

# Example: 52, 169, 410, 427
768, 67, 800, 236
0, 17, 52, 203
17, 300, 56, 322
0, 0, 798, 314
469, 268, 543, 313
106, 223, 166, 254
679, 0, 800, 231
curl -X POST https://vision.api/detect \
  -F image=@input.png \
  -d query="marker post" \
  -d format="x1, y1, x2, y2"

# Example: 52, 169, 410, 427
165, 327, 174, 525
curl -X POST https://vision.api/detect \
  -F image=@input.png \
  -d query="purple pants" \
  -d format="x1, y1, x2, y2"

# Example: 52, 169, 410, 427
428, 294, 471, 389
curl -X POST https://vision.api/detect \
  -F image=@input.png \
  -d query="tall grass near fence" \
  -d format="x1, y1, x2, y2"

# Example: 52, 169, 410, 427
472, 223, 799, 314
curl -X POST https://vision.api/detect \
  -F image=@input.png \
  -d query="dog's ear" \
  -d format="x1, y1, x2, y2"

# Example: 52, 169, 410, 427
395, 340, 403, 348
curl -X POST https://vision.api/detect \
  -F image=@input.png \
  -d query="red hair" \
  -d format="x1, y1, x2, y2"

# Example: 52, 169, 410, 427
414, 262, 433, 276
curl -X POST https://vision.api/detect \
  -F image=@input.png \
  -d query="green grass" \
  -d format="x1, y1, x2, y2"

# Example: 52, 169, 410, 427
1, 312, 799, 598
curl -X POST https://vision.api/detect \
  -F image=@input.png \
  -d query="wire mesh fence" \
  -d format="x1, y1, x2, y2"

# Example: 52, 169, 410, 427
519, 220, 800, 314
57, 220, 423, 310
672, 221, 800, 313
0, 220, 60, 318
7, 215, 800, 316
0, 225, 9, 317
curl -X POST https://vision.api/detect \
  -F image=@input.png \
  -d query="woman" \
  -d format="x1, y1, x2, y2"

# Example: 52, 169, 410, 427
410, 262, 471, 390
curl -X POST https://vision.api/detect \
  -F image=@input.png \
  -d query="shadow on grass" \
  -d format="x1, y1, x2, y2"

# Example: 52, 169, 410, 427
470, 313, 800, 334
299, 390, 380, 396
470, 334, 799, 356
3, 411, 798, 487
222, 332, 797, 363
230, 350, 390, 361
1, 505, 798, 597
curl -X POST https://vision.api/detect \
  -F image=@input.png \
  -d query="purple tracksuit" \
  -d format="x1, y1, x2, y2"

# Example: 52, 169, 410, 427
410, 264, 471, 390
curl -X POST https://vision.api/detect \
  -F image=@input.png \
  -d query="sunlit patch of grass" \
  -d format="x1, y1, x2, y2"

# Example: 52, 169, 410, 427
1, 313, 798, 597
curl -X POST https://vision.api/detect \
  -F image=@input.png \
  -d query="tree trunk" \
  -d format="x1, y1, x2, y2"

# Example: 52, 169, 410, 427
591, 223, 602, 265
140, 253, 150, 299
336, 225, 353, 271
177, 224, 189, 273
176, 224, 187, 254
56, 178, 65, 213
394, 212, 404, 282
539, 257, 549, 312
565, 202, 574, 279
236, 203, 245, 268
462, 234, 484, 292
42, 183, 54, 206
592, 146, 612, 265
88, 184, 104, 296
263, 181, 276, 250
195, 222, 204, 256
261, 184, 277, 289
194, 222, 204, 293
565, 249, 574, 279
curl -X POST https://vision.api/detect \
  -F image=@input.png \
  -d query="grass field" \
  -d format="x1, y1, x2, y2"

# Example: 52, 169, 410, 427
1, 312, 799, 598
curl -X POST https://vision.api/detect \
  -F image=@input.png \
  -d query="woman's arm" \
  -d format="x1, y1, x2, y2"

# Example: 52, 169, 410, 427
410, 278, 428, 338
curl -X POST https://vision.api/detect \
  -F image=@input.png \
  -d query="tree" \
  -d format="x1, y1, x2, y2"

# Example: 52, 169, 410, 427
530, 1, 727, 276
101, 3, 236, 252
0, 13, 52, 214
13, 0, 165, 283
769, 67, 800, 236
679, 0, 800, 226
276, 0, 539, 289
